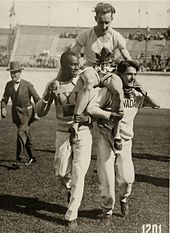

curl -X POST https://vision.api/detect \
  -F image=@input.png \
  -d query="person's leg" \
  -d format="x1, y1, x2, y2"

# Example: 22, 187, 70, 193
115, 139, 135, 215
97, 130, 116, 216
102, 73, 124, 150
16, 124, 28, 160
54, 131, 72, 178
25, 127, 37, 165
65, 129, 92, 222
54, 131, 73, 207
12, 130, 23, 168
74, 68, 99, 113
55, 131, 75, 202
25, 137, 33, 158
70, 67, 99, 144
16, 134, 22, 161
25, 127, 33, 157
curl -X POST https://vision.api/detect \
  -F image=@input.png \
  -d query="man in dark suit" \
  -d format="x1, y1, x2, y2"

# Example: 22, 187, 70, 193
1, 61, 40, 167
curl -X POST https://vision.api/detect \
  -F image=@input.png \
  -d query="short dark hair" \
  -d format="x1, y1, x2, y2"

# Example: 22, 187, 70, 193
94, 2, 116, 16
117, 60, 139, 74
60, 50, 77, 67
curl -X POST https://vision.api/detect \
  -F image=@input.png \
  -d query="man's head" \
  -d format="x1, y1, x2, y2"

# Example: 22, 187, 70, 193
60, 50, 79, 79
94, 2, 116, 35
117, 60, 139, 88
7, 61, 23, 83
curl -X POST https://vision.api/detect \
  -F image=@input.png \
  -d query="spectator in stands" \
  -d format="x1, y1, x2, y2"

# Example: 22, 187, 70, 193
150, 55, 157, 71
0, 46, 9, 67
1, 61, 40, 167
166, 56, 170, 71
149, 54, 167, 71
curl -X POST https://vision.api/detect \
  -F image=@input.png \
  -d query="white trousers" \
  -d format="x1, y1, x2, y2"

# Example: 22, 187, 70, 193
97, 129, 135, 214
54, 129, 92, 221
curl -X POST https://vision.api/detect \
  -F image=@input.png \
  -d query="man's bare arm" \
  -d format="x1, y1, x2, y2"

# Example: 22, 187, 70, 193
120, 48, 132, 60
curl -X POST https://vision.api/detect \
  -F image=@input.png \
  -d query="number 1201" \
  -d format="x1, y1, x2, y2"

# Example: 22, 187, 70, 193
142, 224, 161, 233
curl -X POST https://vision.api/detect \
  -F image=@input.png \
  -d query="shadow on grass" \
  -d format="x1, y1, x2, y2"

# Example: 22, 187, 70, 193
0, 159, 19, 170
79, 209, 122, 219
79, 208, 102, 219
0, 159, 15, 163
0, 195, 67, 226
133, 153, 170, 162
0, 195, 103, 223
34, 149, 55, 153
135, 174, 169, 188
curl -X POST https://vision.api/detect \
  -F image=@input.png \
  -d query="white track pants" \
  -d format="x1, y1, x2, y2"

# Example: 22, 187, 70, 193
54, 129, 92, 221
97, 129, 135, 214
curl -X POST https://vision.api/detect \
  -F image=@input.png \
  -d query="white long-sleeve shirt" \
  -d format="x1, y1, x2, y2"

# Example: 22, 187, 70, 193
87, 87, 158, 140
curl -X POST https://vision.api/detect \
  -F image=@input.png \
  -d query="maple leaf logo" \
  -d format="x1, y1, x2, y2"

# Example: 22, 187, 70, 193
95, 47, 112, 66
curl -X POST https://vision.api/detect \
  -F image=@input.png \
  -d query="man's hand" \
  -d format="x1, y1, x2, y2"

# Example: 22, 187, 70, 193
49, 80, 59, 93
110, 111, 124, 121
74, 114, 91, 123
133, 81, 147, 96
44, 80, 59, 101
1, 108, 7, 118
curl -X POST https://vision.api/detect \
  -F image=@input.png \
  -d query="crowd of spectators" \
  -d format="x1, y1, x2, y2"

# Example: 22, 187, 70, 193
126, 29, 170, 41
0, 41, 170, 72
138, 55, 170, 72
0, 46, 9, 67
22, 53, 59, 69
60, 29, 170, 41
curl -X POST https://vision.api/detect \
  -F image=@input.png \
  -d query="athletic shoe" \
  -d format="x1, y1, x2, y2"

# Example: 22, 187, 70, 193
67, 220, 78, 230
120, 200, 129, 216
114, 138, 122, 150
25, 157, 36, 166
69, 127, 78, 144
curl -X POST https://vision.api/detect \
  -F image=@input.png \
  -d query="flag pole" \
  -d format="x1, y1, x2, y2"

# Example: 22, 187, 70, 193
145, 11, 149, 62
138, 1, 141, 29
47, 1, 50, 29
8, 1, 16, 62
9, 1, 16, 29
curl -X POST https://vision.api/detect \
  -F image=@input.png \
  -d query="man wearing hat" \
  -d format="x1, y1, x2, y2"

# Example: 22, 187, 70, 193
1, 61, 40, 167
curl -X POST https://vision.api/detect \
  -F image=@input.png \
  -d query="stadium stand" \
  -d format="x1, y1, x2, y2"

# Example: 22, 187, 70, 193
0, 24, 169, 71
10, 25, 75, 68
0, 28, 14, 66
127, 39, 170, 59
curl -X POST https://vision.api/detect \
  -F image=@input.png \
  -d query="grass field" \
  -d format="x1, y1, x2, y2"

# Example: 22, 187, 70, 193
0, 106, 169, 233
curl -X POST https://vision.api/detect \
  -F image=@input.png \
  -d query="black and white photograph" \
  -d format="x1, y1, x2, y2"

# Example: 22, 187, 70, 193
0, 0, 169, 232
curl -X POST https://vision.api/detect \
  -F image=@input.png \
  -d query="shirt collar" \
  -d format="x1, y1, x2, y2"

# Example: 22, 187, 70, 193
15, 79, 21, 84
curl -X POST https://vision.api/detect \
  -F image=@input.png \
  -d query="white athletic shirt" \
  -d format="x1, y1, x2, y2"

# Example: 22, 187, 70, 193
75, 27, 126, 66
41, 76, 91, 132
87, 87, 146, 140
